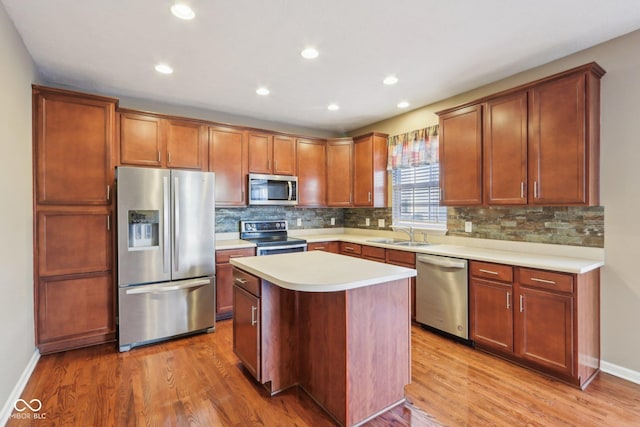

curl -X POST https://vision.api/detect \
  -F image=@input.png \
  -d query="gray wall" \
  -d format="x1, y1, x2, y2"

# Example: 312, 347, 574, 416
0, 1, 37, 417
351, 29, 640, 373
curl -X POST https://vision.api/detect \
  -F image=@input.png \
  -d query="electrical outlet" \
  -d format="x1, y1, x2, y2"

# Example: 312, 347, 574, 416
465, 221, 473, 233
365, 218, 370, 226
330, 217, 335, 226
297, 218, 302, 227
378, 219, 385, 228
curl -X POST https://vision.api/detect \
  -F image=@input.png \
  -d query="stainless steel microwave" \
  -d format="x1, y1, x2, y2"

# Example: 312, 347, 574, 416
248, 173, 298, 205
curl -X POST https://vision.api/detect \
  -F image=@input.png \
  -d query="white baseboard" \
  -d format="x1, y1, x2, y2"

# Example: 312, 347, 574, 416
601, 360, 640, 385
0, 349, 40, 426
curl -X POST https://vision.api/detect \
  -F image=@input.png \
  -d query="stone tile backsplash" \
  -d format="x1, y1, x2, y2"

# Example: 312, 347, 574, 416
216, 206, 345, 233
448, 206, 604, 248
343, 208, 393, 230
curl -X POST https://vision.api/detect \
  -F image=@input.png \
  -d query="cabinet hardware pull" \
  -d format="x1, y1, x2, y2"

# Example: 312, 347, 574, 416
530, 277, 557, 285
506, 292, 511, 309
106, 185, 110, 201
158, 151, 161, 162
275, 160, 278, 170
267, 159, 271, 171
168, 152, 172, 163
479, 269, 499, 275
234, 277, 247, 285
520, 182, 525, 199
534, 181, 538, 199
107, 215, 110, 231
368, 192, 371, 202
251, 306, 258, 326
228, 255, 245, 258
344, 246, 354, 251
519, 295, 524, 312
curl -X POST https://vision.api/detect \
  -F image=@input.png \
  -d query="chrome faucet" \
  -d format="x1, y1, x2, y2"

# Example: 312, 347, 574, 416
392, 225, 414, 242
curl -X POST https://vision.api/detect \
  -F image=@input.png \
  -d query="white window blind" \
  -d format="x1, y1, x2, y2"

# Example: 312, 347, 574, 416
392, 163, 447, 228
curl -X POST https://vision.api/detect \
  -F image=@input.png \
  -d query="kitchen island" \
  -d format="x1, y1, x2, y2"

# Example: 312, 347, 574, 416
230, 251, 416, 427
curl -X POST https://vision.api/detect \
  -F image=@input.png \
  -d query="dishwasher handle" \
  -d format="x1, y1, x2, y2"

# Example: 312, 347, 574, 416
417, 254, 466, 269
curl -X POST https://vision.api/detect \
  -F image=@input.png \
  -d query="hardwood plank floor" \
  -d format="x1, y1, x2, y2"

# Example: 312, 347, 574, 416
7, 321, 640, 426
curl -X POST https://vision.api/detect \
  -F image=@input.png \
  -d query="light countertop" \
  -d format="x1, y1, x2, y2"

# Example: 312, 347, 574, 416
218, 231, 604, 274
230, 251, 416, 292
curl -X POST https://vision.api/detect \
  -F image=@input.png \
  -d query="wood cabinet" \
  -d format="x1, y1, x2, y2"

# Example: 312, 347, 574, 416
118, 110, 207, 170
296, 138, 326, 206
483, 92, 528, 205
470, 260, 600, 389
326, 138, 354, 207
361, 245, 385, 262
307, 241, 340, 253
352, 133, 388, 207
209, 126, 248, 206
385, 249, 417, 321
438, 104, 483, 205
215, 247, 255, 320
233, 284, 261, 379
33, 86, 117, 353
340, 242, 362, 257
248, 132, 296, 175
438, 63, 605, 207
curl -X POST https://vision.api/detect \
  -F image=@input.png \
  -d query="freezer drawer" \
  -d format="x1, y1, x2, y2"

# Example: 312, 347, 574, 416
118, 277, 215, 351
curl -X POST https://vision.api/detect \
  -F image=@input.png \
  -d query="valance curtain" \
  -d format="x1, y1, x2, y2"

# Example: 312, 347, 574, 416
387, 125, 439, 170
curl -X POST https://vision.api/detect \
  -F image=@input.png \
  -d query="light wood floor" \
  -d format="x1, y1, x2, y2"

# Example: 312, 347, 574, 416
8, 320, 640, 426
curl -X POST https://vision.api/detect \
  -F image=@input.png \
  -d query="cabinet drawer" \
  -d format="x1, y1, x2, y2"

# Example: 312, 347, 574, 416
385, 249, 416, 267
519, 268, 574, 293
340, 242, 362, 256
216, 247, 255, 264
232, 268, 260, 297
307, 241, 339, 253
470, 261, 513, 283
362, 245, 385, 261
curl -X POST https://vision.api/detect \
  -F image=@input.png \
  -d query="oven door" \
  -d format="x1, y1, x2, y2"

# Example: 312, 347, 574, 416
257, 243, 307, 256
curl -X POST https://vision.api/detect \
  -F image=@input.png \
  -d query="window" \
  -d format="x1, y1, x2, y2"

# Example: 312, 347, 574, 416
391, 163, 447, 229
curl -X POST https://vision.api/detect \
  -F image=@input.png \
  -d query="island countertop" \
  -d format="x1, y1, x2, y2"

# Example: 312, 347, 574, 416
230, 250, 416, 292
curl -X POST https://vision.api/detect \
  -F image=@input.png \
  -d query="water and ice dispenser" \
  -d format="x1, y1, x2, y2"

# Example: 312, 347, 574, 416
128, 210, 159, 249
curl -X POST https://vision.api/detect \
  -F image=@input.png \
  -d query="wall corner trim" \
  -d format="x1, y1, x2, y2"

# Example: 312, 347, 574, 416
601, 360, 640, 385
0, 349, 40, 425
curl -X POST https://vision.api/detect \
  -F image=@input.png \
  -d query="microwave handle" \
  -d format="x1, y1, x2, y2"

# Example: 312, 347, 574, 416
288, 181, 293, 201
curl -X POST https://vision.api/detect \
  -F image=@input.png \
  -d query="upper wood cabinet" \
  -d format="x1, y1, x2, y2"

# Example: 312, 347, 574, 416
118, 111, 207, 170
209, 126, 248, 206
34, 87, 116, 205
353, 132, 388, 207
326, 138, 354, 207
528, 69, 602, 205
248, 132, 296, 175
439, 105, 483, 205
296, 138, 326, 207
483, 92, 528, 205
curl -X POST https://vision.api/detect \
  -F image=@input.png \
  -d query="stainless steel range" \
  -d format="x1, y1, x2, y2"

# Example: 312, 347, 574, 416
240, 220, 307, 256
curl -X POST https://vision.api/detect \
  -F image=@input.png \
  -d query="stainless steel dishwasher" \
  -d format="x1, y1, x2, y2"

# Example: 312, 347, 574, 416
415, 254, 469, 340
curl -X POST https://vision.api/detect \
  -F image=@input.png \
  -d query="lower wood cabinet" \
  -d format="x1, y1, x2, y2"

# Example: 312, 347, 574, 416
470, 260, 600, 389
215, 247, 255, 320
307, 241, 340, 253
339, 242, 362, 257
385, 249, 417, 321
232, 284, 261, 380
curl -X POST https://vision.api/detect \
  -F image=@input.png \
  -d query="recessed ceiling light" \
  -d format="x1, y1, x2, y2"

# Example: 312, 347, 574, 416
301, 47, 319, 59
383, 75, 399, 85
155, 63, 174, 74
327, 103, 340, 111
171, 3, 195, 20
397, 101, 410, 109
256, 87, 270, 96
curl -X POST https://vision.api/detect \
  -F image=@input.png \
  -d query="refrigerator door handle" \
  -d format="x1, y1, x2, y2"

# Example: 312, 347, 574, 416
163, 176, 170, 274
174, 176, 180, 272
125, 278, 211, 295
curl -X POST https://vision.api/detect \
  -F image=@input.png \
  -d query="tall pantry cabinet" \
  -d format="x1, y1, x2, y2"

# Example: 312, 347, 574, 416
33, 86, 117, 354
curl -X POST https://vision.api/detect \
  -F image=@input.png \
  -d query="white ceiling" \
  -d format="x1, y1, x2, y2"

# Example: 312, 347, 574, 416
3, 0, 640, 133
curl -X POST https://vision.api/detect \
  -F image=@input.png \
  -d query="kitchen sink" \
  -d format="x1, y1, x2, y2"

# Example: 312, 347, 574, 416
366, 238, 432, 248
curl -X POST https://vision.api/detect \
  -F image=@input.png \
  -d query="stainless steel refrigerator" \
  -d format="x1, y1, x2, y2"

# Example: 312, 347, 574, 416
116, 166, 215, 352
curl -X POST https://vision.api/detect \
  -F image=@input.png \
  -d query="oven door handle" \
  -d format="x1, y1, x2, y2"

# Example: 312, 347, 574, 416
257, 243, 307, 255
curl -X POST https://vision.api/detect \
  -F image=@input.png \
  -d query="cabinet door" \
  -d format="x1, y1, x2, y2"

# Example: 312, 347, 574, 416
216, 263, 233, 319
35, 90, 115, 205
470, 278, 514, 352
233, 285, 261, 380
248, 132, 271, 173
166, 119, 206, 170
484, 92, 528, 205
209, 127, 248, 206
37, 273, 115, 351
38, 209, 112, 277
119, 112, 163, 167
516, 287, 573, 377
273, 135, 296, 175
326, 138, 353, 207
529, 73, 587, 205
439, 105, 483, 205
307, 241, 340, 253
296, 139, 326, 206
